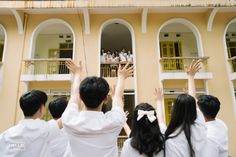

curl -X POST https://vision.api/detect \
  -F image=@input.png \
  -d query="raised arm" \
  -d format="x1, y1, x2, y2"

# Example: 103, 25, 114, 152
112, 63, 133, 109
185, 59, 202, 99
154, 88, 165, 124
123, 111, 131, 136
66, 60, 83, 109
109, 84, 131, 136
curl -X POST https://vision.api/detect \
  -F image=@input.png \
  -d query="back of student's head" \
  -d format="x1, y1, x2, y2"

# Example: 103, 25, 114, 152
165, 94, 197, 157
197, 95, 220, 119
48, 97, 68, 119
130, 103, 164, 157
79, 76, 109, 109
20, 90, 48, 117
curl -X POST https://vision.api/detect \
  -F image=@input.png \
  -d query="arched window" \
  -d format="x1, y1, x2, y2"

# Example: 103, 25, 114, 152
100, 22, 132, 77
0, 24, 6, 63
29, 19, 75, 75
158, 18, 203, 72
157, 18, 207, 124
99, 19, 137, 135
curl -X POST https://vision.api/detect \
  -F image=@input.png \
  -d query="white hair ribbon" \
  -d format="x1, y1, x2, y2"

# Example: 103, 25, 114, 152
137, 110, 156, 123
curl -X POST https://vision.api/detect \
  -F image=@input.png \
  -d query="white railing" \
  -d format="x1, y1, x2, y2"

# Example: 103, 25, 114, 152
23, 58, 72, 75
100, 61, 133, 77
159, 57, 209, 72
228, 56, 236, 73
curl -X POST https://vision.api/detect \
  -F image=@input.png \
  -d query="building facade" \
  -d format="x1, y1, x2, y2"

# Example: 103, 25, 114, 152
0, 0, 236, 155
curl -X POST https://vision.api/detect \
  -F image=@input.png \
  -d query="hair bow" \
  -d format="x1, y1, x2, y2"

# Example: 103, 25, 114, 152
137, 110, 156, 123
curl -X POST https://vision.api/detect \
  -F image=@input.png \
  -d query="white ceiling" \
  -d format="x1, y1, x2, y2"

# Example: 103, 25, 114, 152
102, 23, 130, 35
227, 23, 236, 32
39, 23, 72, 34
0, 27, 5, 35
161, 23, 192, 32
101, 23, 132, 52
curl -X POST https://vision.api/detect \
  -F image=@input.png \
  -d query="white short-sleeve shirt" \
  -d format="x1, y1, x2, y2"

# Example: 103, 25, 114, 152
62, 103, 126, 157
165, 110, 207, 157
121, 123, 166, 157
202, 119, 228, 157
49, 128, 69, 157
0, 119, 60, 157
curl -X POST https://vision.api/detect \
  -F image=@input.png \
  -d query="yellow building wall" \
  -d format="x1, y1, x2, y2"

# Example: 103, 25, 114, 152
202, 13, 236, 156
0, 12, 236, 155
0, 15, 25, 132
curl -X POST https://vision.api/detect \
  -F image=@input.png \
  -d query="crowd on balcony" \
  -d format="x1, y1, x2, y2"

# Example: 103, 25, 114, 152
100, 48, 133, 63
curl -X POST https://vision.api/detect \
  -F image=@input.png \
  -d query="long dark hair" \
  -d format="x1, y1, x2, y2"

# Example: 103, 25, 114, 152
165, 94, 197, 157
130, 103, 165, 157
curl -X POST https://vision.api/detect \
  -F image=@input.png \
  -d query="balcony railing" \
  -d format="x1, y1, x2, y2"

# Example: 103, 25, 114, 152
228, 56, 236, 73
23, 58, 72, 75
100, 62, 133, 77
117, 136, 128, 152
159, 57, 209, 72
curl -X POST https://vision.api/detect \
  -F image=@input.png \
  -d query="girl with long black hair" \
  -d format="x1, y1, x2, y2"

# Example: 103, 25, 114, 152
165, 60, 207, 157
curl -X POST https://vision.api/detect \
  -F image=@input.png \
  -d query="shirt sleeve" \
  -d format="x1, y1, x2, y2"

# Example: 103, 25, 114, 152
165, 140, 183, 157
191, 110, 207, 152
201, 139, 220, 157
105, 106, 126, 129
159, 122, 167, 134
46, 120, 61, 142
61, 103, 79, 129
121, 139, 131, 157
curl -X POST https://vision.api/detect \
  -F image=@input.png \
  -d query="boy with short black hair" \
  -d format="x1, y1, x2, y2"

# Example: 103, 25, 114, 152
48, 97, 68, 119
198, 95, 228, 157
0, 90, 62, 157
48, 97, 69, 157
62, 61, 133, 157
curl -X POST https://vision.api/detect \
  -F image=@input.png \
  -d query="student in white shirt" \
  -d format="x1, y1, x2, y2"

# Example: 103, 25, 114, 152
121, 90, 166, 157
127, 50, 133, 62
165, 60, 207, 157
197, 95, 228, 157
107, 50, 112, 62
48, 97, 69, 157
62, 61, 134, 157
119, 51, 127, 62
0, 90, 62, 157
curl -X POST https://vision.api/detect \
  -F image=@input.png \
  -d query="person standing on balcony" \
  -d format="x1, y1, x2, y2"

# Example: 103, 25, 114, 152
0, 90, 62, 157
62, 61, 133, 157
100, 51, 107, 63
48, 97, 69, 157
115, 50, 120, 62
165, 60, 207, 157
120, 49, 127, 62
197, 95, 228, 157
127, 50, 133, 63
107, 50, 112, 62
121, 88, 166, 157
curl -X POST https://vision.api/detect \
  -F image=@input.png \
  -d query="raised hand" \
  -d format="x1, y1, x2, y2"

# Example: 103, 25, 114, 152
118, 62, 134, 79
154, 88, 164, 124
185, 59, 202, 98
154, 88, 163, 102
66, 60, 82, 75
109, 84, 116, 99
125, 111, 129, 121
185, 59, 202, 77
65, 60, 82, 106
